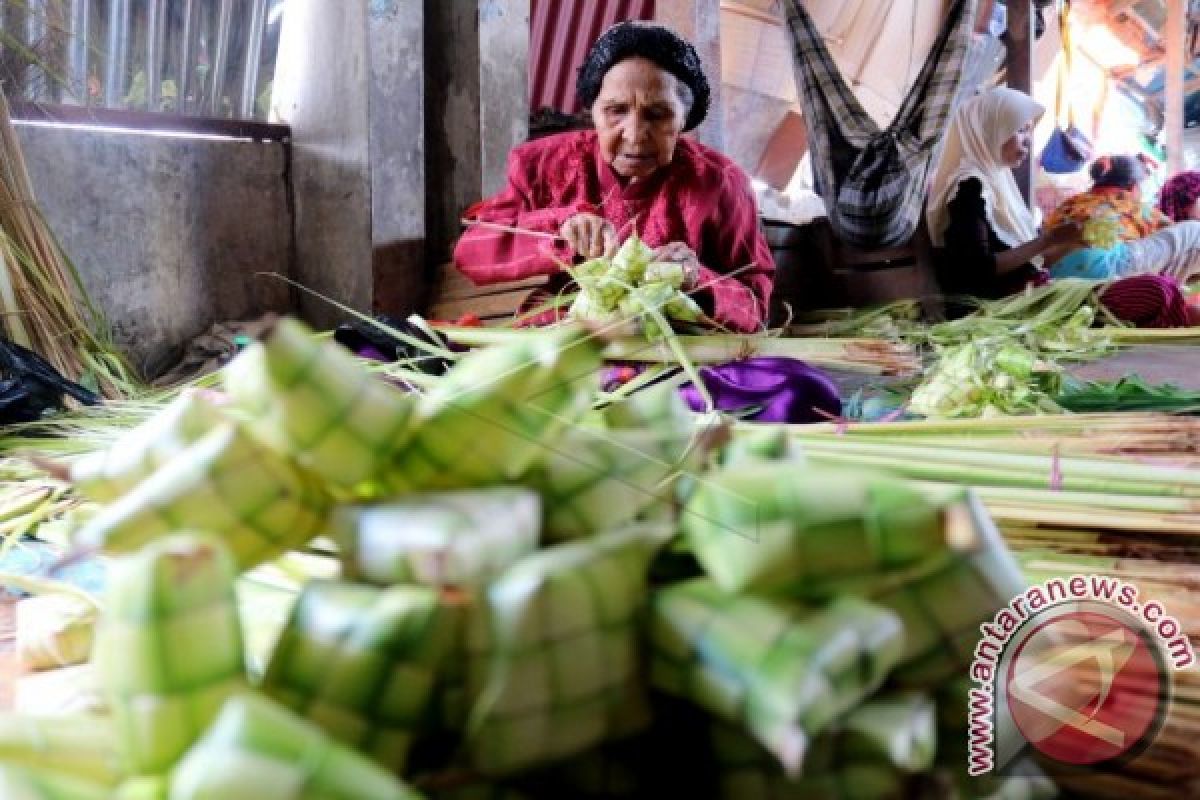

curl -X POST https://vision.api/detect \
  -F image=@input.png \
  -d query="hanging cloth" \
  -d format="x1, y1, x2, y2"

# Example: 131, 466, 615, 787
1039, 0, 1093, 174
783, 0, 976, 248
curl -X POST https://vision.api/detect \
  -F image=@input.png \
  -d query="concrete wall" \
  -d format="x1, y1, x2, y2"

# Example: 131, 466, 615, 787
15, 123, 292, 377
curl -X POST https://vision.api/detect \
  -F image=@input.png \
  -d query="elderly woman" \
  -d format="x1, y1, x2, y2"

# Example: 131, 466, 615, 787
454, 22, 774, 333
927, 87, 1195, 327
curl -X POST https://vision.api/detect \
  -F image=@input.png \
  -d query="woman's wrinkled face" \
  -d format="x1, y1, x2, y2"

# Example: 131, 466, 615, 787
1000, 120, 1034, 168
592, 57, 688, 181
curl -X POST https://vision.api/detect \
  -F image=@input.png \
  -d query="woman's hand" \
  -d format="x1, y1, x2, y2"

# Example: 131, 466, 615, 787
1044, 221, 1087, 251
652, 241, 702, 289
560, 213, 618, 259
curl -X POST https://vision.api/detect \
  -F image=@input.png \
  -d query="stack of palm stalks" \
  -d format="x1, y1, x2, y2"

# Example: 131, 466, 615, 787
0, 90, 136, 398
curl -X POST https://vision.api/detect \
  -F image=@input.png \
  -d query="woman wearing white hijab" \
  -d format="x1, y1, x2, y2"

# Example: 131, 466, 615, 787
925, 87, 1196, 326
926, 87, 1082, 298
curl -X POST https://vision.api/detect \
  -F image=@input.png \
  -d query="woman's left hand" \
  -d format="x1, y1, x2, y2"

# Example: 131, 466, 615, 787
652, 241, 701, 289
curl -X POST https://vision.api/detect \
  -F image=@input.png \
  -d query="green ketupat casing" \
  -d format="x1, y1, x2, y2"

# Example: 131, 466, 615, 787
386, 324, 604, 493
681, 462, 957, 597
648, 579, 905, 777
331, 488, 542, 588
223, 317, 417, 493
169, 692, 425, 800
94, 534, 246, 776
65, 389, 228, 503
260, 581, 460, 774
72, 422, 331, 571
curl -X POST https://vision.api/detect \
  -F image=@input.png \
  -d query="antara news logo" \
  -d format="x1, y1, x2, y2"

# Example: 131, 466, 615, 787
967, 573, 1195, 775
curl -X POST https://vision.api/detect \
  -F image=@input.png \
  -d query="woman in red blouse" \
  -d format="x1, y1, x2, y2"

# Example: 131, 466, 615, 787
453, 22, 775, 334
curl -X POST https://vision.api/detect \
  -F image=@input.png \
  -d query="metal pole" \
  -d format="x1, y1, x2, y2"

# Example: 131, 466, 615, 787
1167, 0, 1187, 173
146, 0, 167, 111
104, 0, 132, 107
23, 0, 49, 101
178, 0, 197, 114
239, 0, 269, 118
67, 0, 89, 104
209, 0, 235, 116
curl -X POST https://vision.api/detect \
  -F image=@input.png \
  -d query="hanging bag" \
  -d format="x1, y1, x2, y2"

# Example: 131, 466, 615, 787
1040, 0, 1093, 173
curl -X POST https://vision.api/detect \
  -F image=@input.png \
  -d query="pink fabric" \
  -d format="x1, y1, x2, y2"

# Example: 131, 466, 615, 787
453, 130, 776, 333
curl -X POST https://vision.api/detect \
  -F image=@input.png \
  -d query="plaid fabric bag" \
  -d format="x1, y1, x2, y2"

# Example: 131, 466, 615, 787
67, 388, 227, 502
464, 524, 667, 776
73, 422, 332, 571
94, 535, 246, 776
864, 495, 1026, 688
261, 581, 461, 775
649, 579, 905, 776
169, 692, 425, 799
388, 325, 603, 495
332, 488, 542, 588
682, 462, 958, 597
782, 0, 973, 247
223, 317, 417, 494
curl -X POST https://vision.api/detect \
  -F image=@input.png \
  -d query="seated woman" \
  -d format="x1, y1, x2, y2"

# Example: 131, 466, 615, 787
926, 87, 1193, 327
1045, 155, 1171, 242
453, 22, 774, 334
1158, 170, 1200, 224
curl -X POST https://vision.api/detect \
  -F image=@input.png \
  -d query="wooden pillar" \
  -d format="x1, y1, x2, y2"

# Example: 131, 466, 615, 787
1005, 0, 1034, 204
1166, 0, 1186, 174
655, 0, 723, 151
425, 0, 531, 264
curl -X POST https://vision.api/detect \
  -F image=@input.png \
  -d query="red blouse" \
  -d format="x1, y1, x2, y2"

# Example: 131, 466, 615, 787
453, 130, 776, 333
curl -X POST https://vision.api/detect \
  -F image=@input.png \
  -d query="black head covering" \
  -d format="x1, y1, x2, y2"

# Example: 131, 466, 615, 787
576, 21, 711, 132
1090, 155, 1143, 191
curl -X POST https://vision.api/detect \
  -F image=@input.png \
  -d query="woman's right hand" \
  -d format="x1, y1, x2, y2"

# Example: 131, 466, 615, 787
1044, 221, 1087, 251
560, 213, 618, 260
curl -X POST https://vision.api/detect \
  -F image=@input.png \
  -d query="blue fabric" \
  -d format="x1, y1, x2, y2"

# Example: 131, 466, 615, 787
1049, 243, 1131, 280
0, 538, 107, 598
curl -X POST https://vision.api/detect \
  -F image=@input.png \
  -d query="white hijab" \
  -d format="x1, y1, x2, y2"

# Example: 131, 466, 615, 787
926, 87, 1046, 248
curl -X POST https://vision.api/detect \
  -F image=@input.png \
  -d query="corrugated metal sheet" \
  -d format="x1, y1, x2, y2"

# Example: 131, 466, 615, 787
530, 0, 657, 113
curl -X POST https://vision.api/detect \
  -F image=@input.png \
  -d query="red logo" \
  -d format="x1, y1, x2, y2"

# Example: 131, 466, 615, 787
1006, 609, 1167, 765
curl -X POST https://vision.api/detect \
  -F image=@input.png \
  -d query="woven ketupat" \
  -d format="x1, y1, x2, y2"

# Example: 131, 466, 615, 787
332, 488, 541, 587
522, 416, 697, 543
864, 495, 1026, 688
465, 524, 667, 776
649, 579, 905, 776
682, 462, 958, 597
720, 426, 801, 467
93, 534, 245, 776
932, 679, 1058, 800
73, 422, 331, 571
113, 776, 169, 799
260, 581, 460, 774
388, 325, 603, 493
0, 714, 122, 787
708, 692, 936, 799
169, 693, 424, 800
67, 388, 226, 502
223, 317, 416, 493
0, 764, 108, 799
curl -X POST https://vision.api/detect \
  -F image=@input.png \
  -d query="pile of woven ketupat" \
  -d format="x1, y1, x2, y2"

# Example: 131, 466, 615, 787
2, 318, 1054, 799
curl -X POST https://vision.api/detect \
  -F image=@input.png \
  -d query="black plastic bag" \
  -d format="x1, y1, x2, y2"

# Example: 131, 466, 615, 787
332, 315, 455, 375
0, 337, 99, 425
